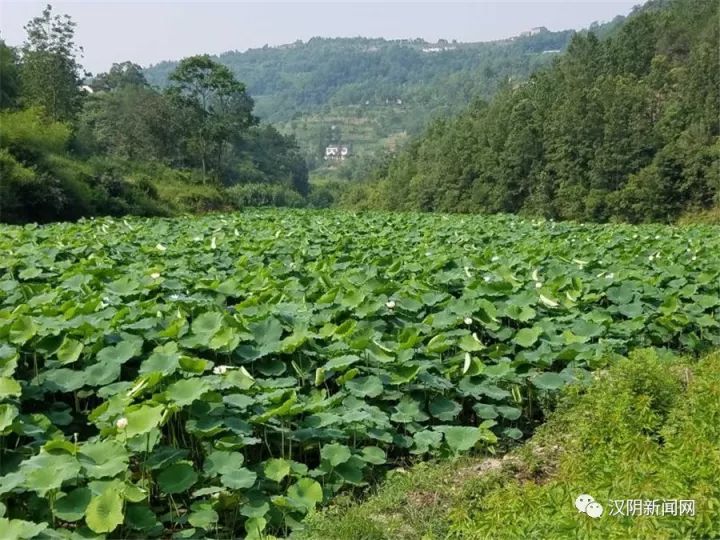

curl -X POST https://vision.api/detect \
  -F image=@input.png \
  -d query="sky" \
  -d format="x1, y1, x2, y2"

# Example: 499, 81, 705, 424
0, 1, 641, 74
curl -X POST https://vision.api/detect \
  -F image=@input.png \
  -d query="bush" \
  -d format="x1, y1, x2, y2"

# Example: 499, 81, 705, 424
226, 182, 306, 209
0, 107, 71, 159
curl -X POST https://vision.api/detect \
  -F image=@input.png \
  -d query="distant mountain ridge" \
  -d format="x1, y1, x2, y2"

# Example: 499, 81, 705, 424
143, 19, 626, 173
144, 29, 593, 119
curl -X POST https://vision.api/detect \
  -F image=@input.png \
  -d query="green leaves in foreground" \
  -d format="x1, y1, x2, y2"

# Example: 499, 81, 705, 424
0, 210, 718, 539
157, 463, 198, 493
85, 489, 124, 533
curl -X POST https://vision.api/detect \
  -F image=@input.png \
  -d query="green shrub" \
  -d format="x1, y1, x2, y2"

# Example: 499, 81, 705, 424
0, 107, 71, 158
226, 182, 306, 208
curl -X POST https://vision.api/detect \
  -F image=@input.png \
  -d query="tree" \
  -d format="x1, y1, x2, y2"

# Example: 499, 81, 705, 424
19, 4, 83, 121
167, 55, 256, 181
78, 86, 179, 162
0, 39, 20, 109
91, 61, 147, 92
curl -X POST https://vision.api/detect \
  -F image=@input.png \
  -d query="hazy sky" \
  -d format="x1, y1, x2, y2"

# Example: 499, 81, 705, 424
1, 1, 640, 74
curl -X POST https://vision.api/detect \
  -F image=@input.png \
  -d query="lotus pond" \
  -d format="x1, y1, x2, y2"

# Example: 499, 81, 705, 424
1, 210, 719, 539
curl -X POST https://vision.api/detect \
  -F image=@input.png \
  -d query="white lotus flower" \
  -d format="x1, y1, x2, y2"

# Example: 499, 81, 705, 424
116, 417, 128, 430
150, 272, 160, 279
464, 317, 473, 325
692, 256, 697, 261
607, 273, 614, 279
234, 228, 239, 237
491, 256, 500, 262
213, 365, 229, 375
483, 275, 492, 282
385, 300, 396, 309
156, 243, 166, 252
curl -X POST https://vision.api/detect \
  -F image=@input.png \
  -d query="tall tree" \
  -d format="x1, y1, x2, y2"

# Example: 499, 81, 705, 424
0, 39, 20, 109
167, 55, 256, 181
91, 61, 147, 92
19, 4, 83, 121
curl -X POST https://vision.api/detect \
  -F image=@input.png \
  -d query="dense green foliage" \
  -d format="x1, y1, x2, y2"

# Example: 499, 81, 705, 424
0, 6, 309, 225
305, 348, 720, 539
1, 210, 719, 537
18, 5, 84, 122
348, 0, 719, 223
144, 29, 596, 173
0, 107, 169, 223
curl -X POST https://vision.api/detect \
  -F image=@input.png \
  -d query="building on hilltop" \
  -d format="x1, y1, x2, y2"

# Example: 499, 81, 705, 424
520, 27, 548, 37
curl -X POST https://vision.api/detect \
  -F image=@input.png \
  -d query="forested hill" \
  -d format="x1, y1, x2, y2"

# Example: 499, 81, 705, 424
144, 32, 582, 122
143, 28, 620, 171
0, 6, 311, 224
344, 0, 719, 223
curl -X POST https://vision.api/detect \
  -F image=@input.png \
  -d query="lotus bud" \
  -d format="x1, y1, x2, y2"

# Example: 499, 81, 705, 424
385, 300, 396, 309
464, 317, 473, 325
116, 417, 128, 430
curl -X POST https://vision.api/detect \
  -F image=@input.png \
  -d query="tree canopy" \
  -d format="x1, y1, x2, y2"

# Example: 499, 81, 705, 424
346, 0, 719, 223
1, 6, 309, 224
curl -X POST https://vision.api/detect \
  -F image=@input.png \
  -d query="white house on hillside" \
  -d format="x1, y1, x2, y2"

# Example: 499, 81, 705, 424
325, 145, 350, 160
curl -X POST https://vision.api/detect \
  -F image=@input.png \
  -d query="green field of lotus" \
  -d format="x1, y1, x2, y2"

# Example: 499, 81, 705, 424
1, 210, 719, 539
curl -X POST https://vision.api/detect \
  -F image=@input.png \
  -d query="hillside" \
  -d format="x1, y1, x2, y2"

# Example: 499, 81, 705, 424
143, 28, 616, 173
304, 348, 720, 539
0, 6, 311, 225
345, 0, 719, 223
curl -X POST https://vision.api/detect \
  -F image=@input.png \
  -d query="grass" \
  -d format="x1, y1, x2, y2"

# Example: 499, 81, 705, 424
302, 348, 720, 539
678, 206, 720, 226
